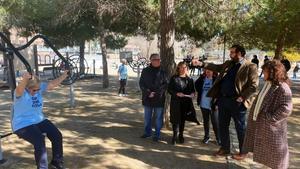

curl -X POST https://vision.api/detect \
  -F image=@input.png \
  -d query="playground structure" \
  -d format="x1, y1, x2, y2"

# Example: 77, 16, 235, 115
119, 51, 150, 90
0, 32, 78, 164
37, 52, 91, 80
120, 51, 149, 73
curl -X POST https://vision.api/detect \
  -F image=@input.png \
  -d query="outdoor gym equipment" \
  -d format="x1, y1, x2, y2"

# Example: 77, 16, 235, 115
126, 54, 149, 73
0, 32, 77, 164
126, 53, 149, 90
0, 33, 77, 85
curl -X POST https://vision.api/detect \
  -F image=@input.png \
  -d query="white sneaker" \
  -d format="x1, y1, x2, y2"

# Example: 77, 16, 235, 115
123, 94, 128, 96
118, 94, 123, 97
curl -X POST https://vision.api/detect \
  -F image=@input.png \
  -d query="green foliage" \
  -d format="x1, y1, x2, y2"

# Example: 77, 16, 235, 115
105, 34, 127, 49
58, 0, 150, 47
0, 0, 89, 47
175, 1, 222, 46
1, 0, 149, 48
0, 6, 9, 30
3, 0, 299, 53
228, 0, 300, 51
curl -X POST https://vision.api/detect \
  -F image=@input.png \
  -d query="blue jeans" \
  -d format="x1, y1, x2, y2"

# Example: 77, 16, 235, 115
143, 106, 164, 138
15, 119, 63, 169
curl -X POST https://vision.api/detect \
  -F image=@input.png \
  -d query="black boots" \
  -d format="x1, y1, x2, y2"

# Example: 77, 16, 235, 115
178, 133, 184, 144
171, 133, 177, 145
172, 133, 184, 144
49, 160, 65, 169
171, 124, 177, 145
171, 124, 185, 145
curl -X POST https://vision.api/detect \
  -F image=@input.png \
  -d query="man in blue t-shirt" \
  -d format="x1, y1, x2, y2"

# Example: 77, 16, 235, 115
12, 71, 69, 169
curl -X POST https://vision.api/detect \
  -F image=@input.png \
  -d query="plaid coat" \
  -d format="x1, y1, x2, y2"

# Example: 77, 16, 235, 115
243, 82, 292, 169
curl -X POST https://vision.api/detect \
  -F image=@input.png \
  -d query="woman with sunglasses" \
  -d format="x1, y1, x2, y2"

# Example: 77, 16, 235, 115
12, 71, 69, 169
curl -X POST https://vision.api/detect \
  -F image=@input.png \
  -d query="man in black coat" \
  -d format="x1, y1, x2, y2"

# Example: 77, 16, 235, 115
139, 53, 168, 142
281, 57, 291, 72
251, 55, 259, 68
259, 55, 270, 77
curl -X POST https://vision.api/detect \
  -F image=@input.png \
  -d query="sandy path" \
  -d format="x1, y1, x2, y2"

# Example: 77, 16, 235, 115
0, 75, 299, 169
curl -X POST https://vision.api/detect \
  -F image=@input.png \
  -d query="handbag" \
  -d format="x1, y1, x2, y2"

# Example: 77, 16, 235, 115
184, 101, 200, 125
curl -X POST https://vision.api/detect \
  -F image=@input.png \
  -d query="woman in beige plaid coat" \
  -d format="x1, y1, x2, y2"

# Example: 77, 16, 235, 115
243, 60, 292, 169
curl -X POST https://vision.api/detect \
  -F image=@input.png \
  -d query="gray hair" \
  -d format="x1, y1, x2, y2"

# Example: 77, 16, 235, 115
121, 59, 127, 64
26, 76, 40, 89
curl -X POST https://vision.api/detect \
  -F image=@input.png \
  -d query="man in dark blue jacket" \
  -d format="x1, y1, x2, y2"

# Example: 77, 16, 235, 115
139, 53, 168, 142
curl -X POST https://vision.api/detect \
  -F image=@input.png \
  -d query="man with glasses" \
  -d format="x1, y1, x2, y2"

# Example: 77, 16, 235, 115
139, 53, 168, 142
193, 44, 258, 160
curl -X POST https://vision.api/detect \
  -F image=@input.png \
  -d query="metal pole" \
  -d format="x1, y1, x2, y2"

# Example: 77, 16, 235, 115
6, 51, 16, 100
137, 64, 141, 91
0, 51, 14, 165
66, 52, 75, 108
33, 45, 39, 76
0, 139, 6, 164
69, 84, 75, 108
93, 59, 95, 76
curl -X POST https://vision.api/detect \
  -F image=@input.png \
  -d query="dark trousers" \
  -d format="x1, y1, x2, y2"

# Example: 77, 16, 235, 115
200, 107, 219, 140
118, 79, 127, 94
172, 105, 186, 138
172, 120, 185, 138
217, 97, 247, 153
15, 119, 63, 169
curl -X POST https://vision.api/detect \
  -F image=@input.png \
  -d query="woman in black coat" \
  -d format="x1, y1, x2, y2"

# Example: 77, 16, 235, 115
168, 61, 196, 145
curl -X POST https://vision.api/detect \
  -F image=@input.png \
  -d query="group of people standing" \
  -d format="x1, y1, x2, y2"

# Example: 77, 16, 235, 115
10, 44, 292, 169
139, 45, 292, 169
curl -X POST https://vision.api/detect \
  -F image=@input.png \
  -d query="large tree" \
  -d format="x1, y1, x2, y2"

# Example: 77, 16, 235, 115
62, 0, 149, 88
159, 0, 175, 127
175, 0, 224, 46
2, 0, 148, 88
228, 0, 300, 59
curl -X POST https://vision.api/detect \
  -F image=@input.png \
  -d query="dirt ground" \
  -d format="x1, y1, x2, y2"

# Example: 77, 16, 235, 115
0, 74, 299, 169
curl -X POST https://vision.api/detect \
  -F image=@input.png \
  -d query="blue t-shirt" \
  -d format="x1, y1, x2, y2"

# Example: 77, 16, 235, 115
11, 82, 48, 132
118, 64, 128, 80
200, 78, 213, 110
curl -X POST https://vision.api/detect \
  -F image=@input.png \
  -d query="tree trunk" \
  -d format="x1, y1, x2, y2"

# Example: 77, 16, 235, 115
100, 33, 109, 88
274, 30, 287, 60
146, 40, 152, 59
79, 40, 85, 75
274, 0, 287, 60
160, 0, 176, 129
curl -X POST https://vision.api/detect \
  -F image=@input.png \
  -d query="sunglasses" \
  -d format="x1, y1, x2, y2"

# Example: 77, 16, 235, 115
32, 88, 40, 92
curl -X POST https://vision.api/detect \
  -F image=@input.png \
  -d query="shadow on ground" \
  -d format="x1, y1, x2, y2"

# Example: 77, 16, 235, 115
0, 76, 299, 169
